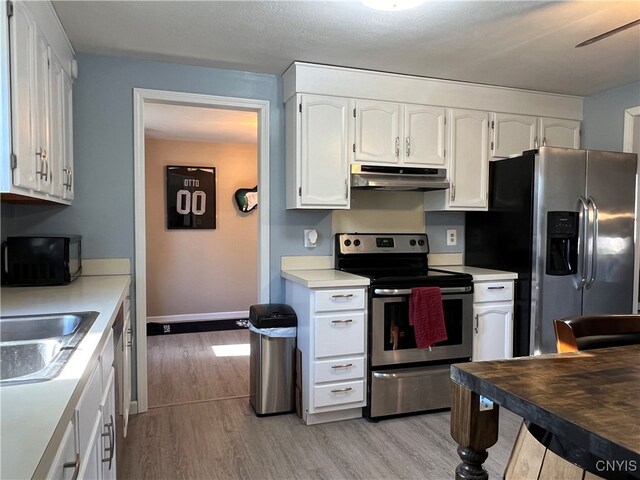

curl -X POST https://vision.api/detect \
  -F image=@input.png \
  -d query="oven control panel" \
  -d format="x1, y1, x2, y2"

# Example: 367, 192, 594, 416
336, 233, 429, 254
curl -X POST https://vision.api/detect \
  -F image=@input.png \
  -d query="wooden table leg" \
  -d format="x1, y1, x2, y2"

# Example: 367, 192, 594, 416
450, 381, 500, 480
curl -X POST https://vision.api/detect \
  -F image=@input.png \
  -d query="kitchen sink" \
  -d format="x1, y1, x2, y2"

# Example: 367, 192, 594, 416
0, 311, 99, 385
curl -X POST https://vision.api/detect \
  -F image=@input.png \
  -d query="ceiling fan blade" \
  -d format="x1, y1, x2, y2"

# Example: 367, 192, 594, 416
575, 18, 640, 48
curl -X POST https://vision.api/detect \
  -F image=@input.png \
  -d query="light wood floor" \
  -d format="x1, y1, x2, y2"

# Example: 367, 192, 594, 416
147, 329, 250, 408
124, 329, 521, 480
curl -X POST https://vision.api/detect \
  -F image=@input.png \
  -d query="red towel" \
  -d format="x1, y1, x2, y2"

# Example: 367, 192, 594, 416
409, 287, 447, 349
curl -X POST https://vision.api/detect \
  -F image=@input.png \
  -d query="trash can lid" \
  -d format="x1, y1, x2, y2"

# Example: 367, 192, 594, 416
249, 303, 297, 328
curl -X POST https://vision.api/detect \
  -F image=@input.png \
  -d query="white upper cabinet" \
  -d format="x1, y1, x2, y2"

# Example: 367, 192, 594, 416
539, 117, 581, 149
354, 100, 401, 164
286, 94, 350, 209
490, 113, 537, 159
3, 0, 75, 203
354, 100, 446, 168
403, 104, 446, 167
491, 113, 581, 158
425, 108, 489, 211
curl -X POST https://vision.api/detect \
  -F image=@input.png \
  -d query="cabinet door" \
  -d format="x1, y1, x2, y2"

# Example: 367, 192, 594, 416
122, 312, 132, 436
101, 369, 117, 480
354, 100, 400, 164
9, 1, 38, 190
62, 72, 74, 200
539, 118, 581, 149
46, 420, 79, 480
491, 113, 537, 159
449, 109, 489, 209
472, 303, 513, 361
33, 24, 51, 193
49, 50, 65, 198
404, 105, 446, 167
299, 95, 350, 208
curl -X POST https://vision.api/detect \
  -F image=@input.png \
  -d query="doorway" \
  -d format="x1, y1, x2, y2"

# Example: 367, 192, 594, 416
133, 89, 270, 413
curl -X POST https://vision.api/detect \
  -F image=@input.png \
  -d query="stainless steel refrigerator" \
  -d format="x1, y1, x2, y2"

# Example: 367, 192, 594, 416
466, 147, 637, 356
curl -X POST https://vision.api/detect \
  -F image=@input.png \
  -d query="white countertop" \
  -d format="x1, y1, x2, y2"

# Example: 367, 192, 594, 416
0, 275, 131, 480
439, 265, 517, 281
281, 269, 370, 288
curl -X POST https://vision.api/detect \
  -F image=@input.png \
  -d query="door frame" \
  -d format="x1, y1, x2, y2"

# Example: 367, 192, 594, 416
133, 88, 270, 413
623, 105, 640, 314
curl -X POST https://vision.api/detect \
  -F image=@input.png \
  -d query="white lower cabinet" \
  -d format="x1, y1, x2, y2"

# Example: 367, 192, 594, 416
47, 328, 119, 479
46, 420, 78, 480
472, 280, 514, 361
285, 282, 367, 425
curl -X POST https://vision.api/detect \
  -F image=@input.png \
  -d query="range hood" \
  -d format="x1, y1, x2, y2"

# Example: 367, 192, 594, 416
350, 164, 450, 191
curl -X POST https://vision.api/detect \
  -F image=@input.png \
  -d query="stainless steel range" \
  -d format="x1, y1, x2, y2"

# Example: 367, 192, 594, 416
335, 233, 473, 419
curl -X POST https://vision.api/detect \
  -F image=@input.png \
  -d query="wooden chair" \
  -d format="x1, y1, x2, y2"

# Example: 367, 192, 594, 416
553, 314, 640, 353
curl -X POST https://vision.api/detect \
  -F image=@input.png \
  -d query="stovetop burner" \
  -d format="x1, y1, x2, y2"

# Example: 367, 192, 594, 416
335, 233, 473, 288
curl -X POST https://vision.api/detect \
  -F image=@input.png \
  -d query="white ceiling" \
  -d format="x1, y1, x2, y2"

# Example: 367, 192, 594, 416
52, 0, 640, 97
144, 104, 257, 143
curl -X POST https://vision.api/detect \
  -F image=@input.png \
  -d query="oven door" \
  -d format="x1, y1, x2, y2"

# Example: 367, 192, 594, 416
370, 286, 472, 366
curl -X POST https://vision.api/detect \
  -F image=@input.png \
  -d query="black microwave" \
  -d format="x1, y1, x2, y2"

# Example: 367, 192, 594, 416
1, 235, 82, 286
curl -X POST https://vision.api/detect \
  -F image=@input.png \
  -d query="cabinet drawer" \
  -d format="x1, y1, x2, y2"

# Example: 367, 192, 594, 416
474, 281, 513, 303
100, 329, 114, 390
315, 288, 365, 312
314, 356, 365, 384
314, 312, 365, 358
313, 380, 365, 408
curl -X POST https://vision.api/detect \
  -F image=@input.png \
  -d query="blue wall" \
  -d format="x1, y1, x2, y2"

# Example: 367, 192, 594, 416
582, 81, 640, 151
5, 54, 332, 302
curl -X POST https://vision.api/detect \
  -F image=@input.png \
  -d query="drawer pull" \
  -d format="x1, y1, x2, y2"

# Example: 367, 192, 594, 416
331, 294, 354, 299
487, 286, 505, 290
331, 387, 353, 393
331, 363, 353, 369
63, 454, 80, 480
331, 319, 353, 324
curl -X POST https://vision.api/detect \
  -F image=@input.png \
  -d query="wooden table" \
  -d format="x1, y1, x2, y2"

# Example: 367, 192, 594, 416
450, 345, 640, 480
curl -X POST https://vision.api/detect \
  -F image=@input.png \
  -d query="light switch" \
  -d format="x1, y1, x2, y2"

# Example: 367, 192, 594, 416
304, 229, 318, 248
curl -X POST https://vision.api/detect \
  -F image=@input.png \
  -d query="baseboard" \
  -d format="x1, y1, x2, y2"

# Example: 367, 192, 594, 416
146, 311, 249, 324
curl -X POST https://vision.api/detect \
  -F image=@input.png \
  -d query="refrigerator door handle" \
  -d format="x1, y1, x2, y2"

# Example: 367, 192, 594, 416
586, 196, 599, 289
576, 196, 589, 290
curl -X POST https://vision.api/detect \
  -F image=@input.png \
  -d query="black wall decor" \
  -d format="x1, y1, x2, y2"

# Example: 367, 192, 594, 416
166, 165, 216, 229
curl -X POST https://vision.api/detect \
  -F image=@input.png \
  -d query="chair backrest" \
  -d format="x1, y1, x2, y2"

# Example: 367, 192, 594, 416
553, 315, 640, 353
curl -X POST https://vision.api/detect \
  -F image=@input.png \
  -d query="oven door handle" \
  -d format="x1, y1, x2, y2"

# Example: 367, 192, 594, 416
373, 286, 472, 296
373, 366, 450, 379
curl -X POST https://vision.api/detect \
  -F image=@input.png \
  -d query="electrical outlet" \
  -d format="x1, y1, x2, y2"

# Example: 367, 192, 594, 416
304, 229, 318, 248
447, 229, 457, 246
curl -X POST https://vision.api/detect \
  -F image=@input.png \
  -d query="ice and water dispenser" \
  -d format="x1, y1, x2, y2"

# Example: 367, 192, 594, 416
546, 211, 579, 276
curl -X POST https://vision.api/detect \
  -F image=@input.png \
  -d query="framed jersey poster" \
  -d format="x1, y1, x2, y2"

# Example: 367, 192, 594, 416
166, 165, 216, 229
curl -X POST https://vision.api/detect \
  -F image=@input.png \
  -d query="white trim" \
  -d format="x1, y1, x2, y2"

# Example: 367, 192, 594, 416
623, 106, 640, 154
81, 258, 131, 276
147, 311, 249, 324
129, 401, 138, 415
624, 106, 640, 313
133, 88, 270, 414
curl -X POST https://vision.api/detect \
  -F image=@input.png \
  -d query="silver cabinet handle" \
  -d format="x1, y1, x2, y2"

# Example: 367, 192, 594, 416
451, 183, 456, 201
63, 453, 80, 480
487, 286, 505, 290
406, 137, 411, 157
102, 414, 115, 469
36, 148, 46, 178
331, 387, 353, 393
331, 294, 353, 299
345, 179, 348, 199
68, 169, 72, 190
331, 319, 353, 324
395, 136, 400, 157
331, 363, 353, 369
474, 314, 479, 334
586, 196, 599, 289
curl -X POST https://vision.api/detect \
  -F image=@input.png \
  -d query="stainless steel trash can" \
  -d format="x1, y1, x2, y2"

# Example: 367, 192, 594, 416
248, 304, 297, 416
